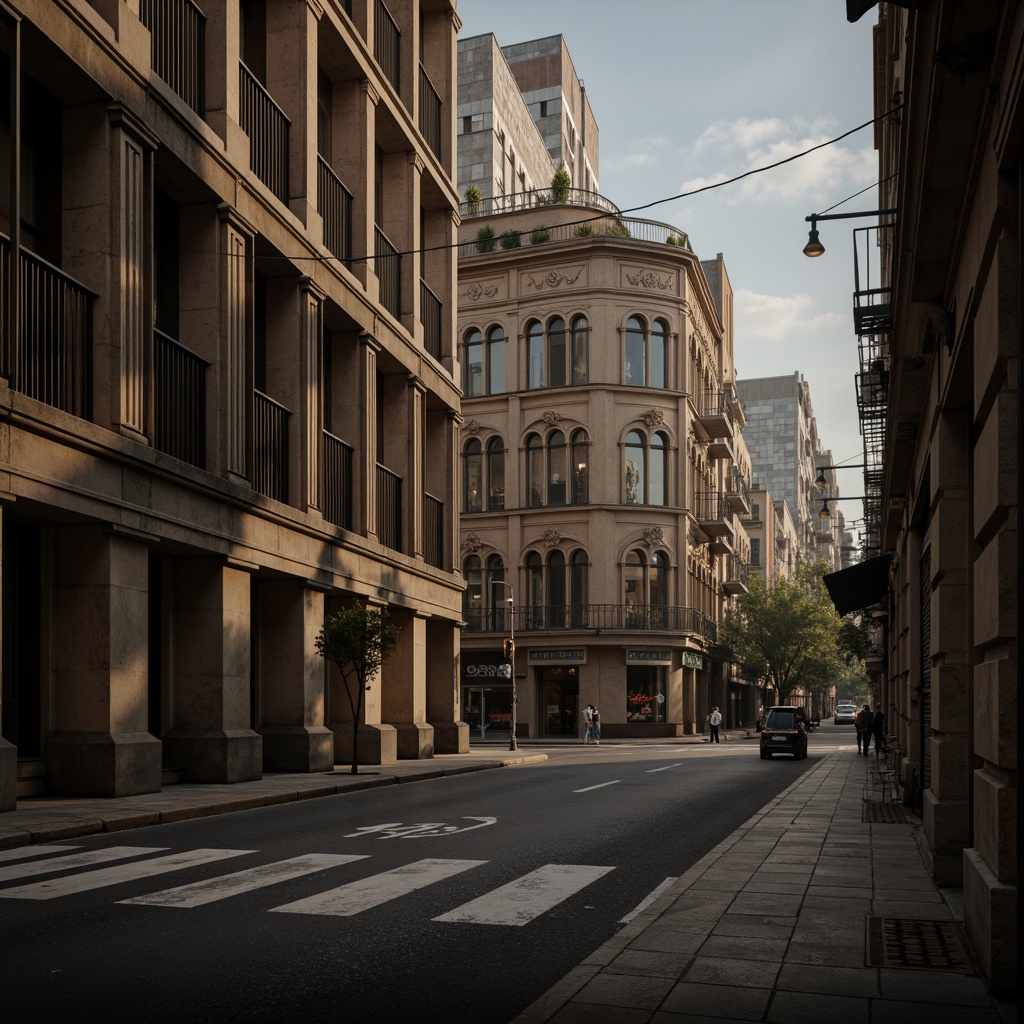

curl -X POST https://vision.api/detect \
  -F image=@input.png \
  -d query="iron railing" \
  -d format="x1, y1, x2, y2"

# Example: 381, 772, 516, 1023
0, 238, 94, 419
463, 603, 717, 638
154, 329, 207, 468
376, 463, 402, 551
322, 430, 353, 530
140, 0, 205, 114
374, 0, 401, 94
318, 156, 353, 264
253, 390, 289, 503
239, 62, 290, 203
420, 280, 441, 360
694, 492, 733, 523
424, 492, 443, 569
375, 226, 401, 320
419, 64, 441, 159
460, 187, 622, 219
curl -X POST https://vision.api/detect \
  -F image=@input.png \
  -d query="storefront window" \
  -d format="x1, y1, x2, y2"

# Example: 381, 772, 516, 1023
626, 665, 666, 723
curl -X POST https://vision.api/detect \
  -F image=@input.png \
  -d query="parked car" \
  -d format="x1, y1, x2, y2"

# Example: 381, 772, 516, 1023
760, 706, 808, 759
834, 703, 858, 725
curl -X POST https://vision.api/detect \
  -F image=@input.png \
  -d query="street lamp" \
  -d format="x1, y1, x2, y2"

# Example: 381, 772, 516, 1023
802, 209, 896, 258
494, 580, 517, 751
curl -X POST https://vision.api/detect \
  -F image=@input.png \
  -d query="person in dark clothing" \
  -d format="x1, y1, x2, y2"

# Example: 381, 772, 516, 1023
855, 704, 872, 755
870, 703, 887, 756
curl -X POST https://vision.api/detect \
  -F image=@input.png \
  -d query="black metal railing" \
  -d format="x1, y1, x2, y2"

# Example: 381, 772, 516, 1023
318, 156, 353, 264
141, 0, 205, 114
154, 329, 207, 468
420, 280, 441, 360
239, 62, 290, 203
322, 430, 353, 530
696, 390, 734, 428
376, 463, 402, 551
463, 603, 717, 638
694, 492, 733, 523
424, 492, 443, 569
460, 187, 622, 219
374, 0, 401, 94
723, 555, 749, 586
253, 390, 290, 503
419, 64, 441, 159
1, 238, 95, 419
375, 226, 401, 320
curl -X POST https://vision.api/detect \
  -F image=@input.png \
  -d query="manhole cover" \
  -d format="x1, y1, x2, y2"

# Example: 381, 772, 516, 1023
866, 917, 975, 972
862, 799, 908, 823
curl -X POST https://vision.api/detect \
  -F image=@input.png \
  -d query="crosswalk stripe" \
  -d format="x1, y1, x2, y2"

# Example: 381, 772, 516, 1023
270, 858, 487, 917
0, 845, 82, 865
0, 846, 166, 885
433, 863, 614, 926
119, 854, 367, 908
0, 849, 252, 900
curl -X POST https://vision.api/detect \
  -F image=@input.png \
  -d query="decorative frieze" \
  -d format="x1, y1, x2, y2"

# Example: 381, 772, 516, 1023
524, 266, 583, 290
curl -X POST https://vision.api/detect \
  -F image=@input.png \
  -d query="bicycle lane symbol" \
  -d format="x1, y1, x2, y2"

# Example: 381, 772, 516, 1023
343, 817, 498, 839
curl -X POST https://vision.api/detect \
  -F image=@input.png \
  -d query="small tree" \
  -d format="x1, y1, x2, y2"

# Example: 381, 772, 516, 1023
464, 184, 482, 215
316, 603, 401, 774
550, 160, 571, 204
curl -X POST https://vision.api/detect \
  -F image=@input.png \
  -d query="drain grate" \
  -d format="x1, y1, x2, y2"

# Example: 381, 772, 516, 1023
862, 799, 908, 823
866, 917, 975, 973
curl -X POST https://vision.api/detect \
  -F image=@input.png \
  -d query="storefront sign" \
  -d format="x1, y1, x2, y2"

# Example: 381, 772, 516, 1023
681, 652, 704, 670
528, 649, 586, 664
462, 652, 509, 681
626, 650, 672, 665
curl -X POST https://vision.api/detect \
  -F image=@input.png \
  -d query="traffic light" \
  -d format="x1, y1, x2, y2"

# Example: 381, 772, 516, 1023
502, 638, 515, 661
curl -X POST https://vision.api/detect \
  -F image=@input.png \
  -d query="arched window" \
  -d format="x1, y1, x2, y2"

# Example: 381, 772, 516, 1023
526, 315, 587, 390
527, 320, 544, 389
624, 315, 669, 388
650, 319, 668, 388
625, 431, 645, 504
526, 550, 544, 627
487, 327, 506, 394
547, 317, 566, 388
651, 431, 668, 506
650, 552, 667, 611
526, 432, 544, 506
625, 316, 645, 386
623, 549, 671, 625
624, 430, 669, 506
571, 315, 589, 384
548, 429, 567, 505
486, 555, 507, 631
464, 326, 505, 396
464, 438, 482, 512
570, 550, 589, 627
486, 437, 505, 510
464, 328, 483, 396
463, 555, 482, 627
548, 549, 566, 625
571, 429, 590, 504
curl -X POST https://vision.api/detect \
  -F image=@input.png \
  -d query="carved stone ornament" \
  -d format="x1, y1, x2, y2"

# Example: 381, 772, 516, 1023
463, 419, 482, 435
643, 527, 665, 549
641, 409, 664, 428
465, 281, 499, 301
542, 410, 561, 425
463, 533, 482, 553
541, 528, 562, 547
626, 269, 673, 290
525, 267, 583, 290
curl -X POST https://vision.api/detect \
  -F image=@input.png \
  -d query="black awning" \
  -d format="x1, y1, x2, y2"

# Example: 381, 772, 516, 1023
823, 554, 893, 615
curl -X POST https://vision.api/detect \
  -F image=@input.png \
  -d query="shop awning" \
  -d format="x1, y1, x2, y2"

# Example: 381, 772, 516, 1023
823, 554, 893, 616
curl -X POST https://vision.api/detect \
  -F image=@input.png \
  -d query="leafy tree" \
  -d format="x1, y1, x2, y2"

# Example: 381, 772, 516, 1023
550, 160, 571, 203
720, 560, 845, 706
316, 603, 401, 775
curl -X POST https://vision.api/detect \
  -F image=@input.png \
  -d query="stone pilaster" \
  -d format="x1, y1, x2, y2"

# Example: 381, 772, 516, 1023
0, 499, 15, 810
427, 617, 468, 753
361, 333, 380, 542
382, 609, 433, 758
407, 375, 425, 559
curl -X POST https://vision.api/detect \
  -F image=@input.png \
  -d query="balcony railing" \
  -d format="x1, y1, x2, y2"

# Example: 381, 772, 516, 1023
460, 187, 622, 220
376, 463, 402, 551
0, 238, 95, 419
374, 0, 401, 94
140, 0, 205, 114
239, 62, 290, 203
154, 329, 207, 468
375, 226, 401, 321
463, 604, 717, 639
322, 430, 353, 530
424, 492, 443, 569
722, 555, 749, 595
693, 391, 734, 438
318, 156, 353, 264
420, 280, 441, 360
253, 390, 289, 503
419, 64, 442, 159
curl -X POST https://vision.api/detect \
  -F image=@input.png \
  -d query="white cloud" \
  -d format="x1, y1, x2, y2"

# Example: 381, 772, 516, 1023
734, 289, 846, 343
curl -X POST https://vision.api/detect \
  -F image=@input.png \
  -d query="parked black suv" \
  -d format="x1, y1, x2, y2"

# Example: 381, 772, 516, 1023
760, 706, 808, 759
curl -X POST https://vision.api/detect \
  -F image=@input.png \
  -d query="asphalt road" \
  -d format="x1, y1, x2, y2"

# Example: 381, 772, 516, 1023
0, 726, 856, 1024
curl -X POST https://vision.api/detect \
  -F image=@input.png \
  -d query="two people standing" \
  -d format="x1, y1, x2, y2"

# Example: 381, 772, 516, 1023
582, 704, 601, 745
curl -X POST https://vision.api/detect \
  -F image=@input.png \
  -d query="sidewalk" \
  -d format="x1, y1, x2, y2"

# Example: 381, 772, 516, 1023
511, 748, 1015, 1024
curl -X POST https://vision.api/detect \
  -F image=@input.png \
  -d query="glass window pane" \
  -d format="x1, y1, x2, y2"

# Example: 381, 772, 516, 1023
548, 317, 566, 389
486, 438, 505, 510
571, 316, 589, 385
625, 431, 644, 504
527, 434, 544, 507
650, 553, 666, 609
571, 430, 589, 504
465, 329, 483, 396
625, 317, 645, 385
650, 321, 666, 389
548, 430, 567, 505
570, 551, 588, 626
464, 439, 482, 512
488, 328, 505, 394
547, 550, 565, 624
464, 556, 482, 628
624, 550, 643, 609
650, 432, 666, 506
528, 321, 544, 389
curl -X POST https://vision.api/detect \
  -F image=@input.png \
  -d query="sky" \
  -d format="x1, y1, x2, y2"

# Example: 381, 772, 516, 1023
457, 0, 879, 531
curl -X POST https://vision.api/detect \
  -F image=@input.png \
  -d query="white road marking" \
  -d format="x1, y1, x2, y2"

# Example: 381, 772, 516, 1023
433, 863, 614, 926
119, 854, 367, 908
270, 857, 487, 917
645, 763, 684, 773
0, 846, 166, 884
0, 845, 82, 865
574, 781, 621, 792
619, 876, 678, 923
0, 849, 252, 900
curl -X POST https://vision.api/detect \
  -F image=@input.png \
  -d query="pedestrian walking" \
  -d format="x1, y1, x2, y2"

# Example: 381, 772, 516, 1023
706, 706, 722, 743
855, 703, 872, 755
591, 706, 601, 744
582, 703, 594, 744
870, 702, 887, 757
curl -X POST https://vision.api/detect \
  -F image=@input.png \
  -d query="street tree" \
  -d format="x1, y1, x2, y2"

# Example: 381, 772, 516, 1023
721, 560, 845, 707
316, 603, 401, 775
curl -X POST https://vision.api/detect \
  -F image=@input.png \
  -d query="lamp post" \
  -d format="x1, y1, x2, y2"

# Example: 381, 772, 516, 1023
494, 580, 517, 751
802, 209, 896, 257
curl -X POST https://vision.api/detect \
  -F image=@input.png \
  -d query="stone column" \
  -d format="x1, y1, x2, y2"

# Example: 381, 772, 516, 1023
162, 558, 262, 782
0, 499, 15, 810
382, 608, 433, 758
335, 79, 378, 289
300, 279, 325, 514
258, 580, 333, 772
46, 524, 161, 797
427, 617, 468, 753
361, 334, 380, 542
202, 0, 249, 166
407, 375, 425, 559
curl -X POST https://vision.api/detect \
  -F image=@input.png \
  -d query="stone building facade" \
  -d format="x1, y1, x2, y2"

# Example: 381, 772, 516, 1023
0, 0, 465, 808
